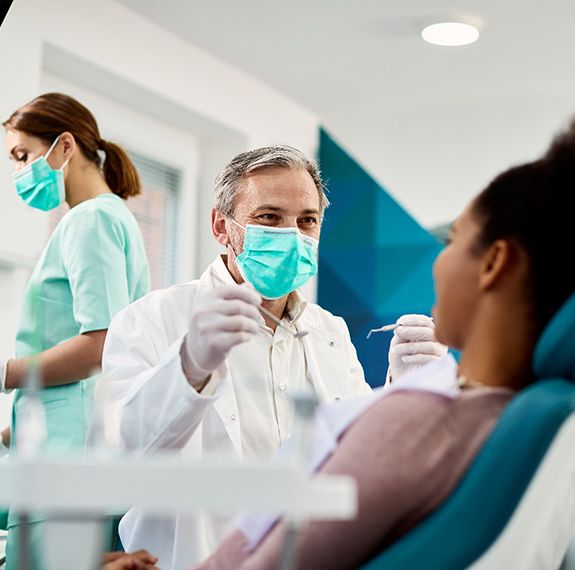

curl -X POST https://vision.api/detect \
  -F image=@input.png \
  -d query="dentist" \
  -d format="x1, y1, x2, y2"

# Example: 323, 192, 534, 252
103, 145, 444, 569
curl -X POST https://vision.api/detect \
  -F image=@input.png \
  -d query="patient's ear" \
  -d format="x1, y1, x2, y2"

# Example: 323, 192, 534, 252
479, 239, 515, 290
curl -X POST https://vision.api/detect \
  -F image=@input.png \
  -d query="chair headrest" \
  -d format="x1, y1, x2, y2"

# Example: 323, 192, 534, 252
533, 292, 575, 380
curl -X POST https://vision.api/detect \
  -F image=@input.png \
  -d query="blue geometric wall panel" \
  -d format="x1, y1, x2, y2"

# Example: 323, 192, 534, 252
317, 128, 442, 388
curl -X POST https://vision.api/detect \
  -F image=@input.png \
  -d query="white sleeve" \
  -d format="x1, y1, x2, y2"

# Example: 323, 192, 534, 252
102, 307, 221, 453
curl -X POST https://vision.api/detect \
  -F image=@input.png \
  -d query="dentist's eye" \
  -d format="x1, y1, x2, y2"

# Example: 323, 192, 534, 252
257, 214, 280, 223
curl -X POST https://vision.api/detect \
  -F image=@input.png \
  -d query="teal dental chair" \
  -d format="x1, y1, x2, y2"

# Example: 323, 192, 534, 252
361, 291, 575, 570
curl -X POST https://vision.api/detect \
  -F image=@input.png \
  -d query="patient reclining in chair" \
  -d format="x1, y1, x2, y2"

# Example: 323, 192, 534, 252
194, 121, 575, 570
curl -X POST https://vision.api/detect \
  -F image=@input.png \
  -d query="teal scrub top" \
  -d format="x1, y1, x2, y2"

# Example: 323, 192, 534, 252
11, 193, 150, 455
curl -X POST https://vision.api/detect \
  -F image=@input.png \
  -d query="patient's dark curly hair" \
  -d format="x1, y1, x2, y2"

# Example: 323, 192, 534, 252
471, 120, 575, 333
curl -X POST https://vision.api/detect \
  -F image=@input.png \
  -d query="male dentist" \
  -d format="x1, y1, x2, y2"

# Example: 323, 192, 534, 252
103, 145, 445, 569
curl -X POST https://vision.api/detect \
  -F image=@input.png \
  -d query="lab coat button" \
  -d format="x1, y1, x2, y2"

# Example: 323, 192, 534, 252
230, 414, 237, 421
329, 340, 335, 347
334, 396, 341, 401
279, 383, 286, 391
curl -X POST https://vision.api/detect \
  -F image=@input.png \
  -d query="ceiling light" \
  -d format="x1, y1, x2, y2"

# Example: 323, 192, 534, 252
421, 22, 479, 47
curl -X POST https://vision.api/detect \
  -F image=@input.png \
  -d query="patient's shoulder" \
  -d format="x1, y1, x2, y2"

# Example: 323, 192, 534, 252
339, 389, 512, 541
360, 391, 456, 450
341, 389, 511, 478
363, 387, 513, 432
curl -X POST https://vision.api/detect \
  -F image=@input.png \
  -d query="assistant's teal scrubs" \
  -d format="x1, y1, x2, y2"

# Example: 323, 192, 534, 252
5, 193, 150, 568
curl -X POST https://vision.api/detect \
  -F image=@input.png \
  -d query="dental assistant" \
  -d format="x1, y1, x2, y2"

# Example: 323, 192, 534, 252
0, 93, 150, 568
103, 145, 445, 569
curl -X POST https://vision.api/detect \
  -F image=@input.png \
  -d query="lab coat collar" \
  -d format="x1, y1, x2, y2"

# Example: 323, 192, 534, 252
207, 255, 309, 322
209, 254, 238, 287
285, 290, 308, 323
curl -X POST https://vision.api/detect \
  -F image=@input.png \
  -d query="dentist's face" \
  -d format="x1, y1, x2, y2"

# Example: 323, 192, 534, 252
432, 205, 483, 350
216, 166, 322, 284
232, 166, 321, 239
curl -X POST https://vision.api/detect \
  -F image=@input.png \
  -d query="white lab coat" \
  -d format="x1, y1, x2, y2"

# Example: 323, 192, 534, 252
102, 256, 372, 569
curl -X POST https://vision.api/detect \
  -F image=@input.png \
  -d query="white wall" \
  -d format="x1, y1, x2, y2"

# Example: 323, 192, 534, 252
40, 72, 202, 285
329, 91, 575, 228
0, 0, 320, 427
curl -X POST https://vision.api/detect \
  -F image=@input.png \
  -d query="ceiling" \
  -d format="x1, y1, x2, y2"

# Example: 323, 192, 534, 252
115, 0, 575, 227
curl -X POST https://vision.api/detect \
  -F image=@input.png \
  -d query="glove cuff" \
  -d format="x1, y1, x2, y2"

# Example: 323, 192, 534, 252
180, 341, 212, 392
0, 360, 12, 394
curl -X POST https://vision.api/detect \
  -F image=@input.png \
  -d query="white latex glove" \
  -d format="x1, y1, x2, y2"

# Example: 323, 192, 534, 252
182, 284, 262, 389
0, 359, 10, 394
387, 314, 448, 383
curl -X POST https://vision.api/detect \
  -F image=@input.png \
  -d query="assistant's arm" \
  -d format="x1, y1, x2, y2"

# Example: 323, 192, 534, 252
5, 208, 142, 391
4, 330, 106, 390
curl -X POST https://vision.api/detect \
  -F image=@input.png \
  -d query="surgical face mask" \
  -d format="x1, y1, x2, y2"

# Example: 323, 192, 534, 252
12, 136, 68, 211
230, 219, 319, 300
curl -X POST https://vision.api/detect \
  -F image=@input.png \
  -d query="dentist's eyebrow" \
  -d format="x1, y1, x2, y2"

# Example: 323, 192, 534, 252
251, 206, 320, 216
252, 205, 286, 213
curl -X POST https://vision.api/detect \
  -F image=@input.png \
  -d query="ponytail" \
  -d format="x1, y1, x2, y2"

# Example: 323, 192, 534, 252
4, 93, 142, 201
100, 139, 141, 199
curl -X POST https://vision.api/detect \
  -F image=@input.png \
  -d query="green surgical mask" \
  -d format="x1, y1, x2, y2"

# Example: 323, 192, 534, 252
231, 220, 319, 300
12, 135, 68, 211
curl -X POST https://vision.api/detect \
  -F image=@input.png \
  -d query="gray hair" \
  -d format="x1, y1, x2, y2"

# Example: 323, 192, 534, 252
214, 145, 329, 219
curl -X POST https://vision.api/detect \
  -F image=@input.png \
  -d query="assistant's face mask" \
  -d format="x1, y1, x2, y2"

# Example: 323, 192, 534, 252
12, 135, 68, 211
230, 219, 319, 300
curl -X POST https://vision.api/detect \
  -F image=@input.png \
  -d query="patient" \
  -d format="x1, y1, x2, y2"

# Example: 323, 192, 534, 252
194, 120, 575, 570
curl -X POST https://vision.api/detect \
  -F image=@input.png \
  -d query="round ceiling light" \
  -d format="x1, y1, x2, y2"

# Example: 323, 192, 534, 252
421, 22, 479, 46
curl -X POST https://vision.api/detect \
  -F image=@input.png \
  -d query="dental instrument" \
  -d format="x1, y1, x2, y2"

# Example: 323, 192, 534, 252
366, 323, 398, 339
258, 305, 309, 338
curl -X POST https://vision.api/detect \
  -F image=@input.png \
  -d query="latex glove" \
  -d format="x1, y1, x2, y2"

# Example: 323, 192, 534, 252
0, 360, 8, 393
182, 284, 262, 390
0, 359, 13, 394
387, 314, 448, 383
